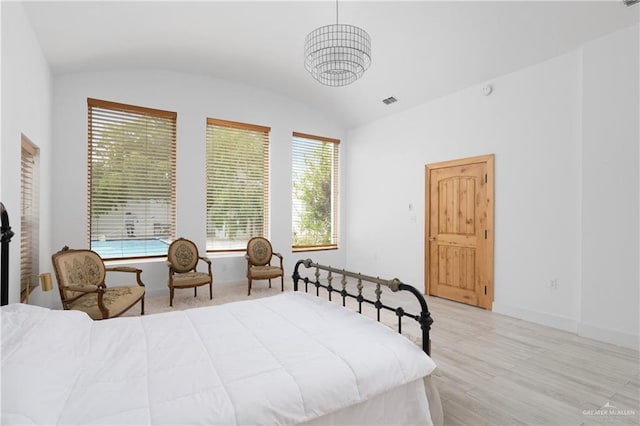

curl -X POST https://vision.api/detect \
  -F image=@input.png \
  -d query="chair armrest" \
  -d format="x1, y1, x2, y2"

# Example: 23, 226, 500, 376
106, 266, 142, 274
198, 256, 212, 276
198, 256, 211, 265
273, 252, 283, 269
65, 283, 109, 318
105, 266, 145, 287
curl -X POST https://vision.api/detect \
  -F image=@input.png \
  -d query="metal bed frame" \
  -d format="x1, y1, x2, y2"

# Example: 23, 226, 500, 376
1, 202, 15, 306
292, 258, 433, 356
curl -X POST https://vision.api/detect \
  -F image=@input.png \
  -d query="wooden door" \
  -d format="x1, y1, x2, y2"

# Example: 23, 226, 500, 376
425, 154, 494, 310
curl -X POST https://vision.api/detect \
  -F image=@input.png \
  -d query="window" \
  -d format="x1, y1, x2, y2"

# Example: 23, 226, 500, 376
206, 118, 270, 251
87, 98, 176, 259
292, 132, 339, 250
21, 135, 39, 302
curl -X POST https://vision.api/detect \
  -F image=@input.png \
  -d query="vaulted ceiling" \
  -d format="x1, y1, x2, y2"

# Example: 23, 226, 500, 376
22, 1, 639, 129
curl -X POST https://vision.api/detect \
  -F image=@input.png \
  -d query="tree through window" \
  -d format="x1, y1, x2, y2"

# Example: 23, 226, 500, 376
292, 132, 339, 250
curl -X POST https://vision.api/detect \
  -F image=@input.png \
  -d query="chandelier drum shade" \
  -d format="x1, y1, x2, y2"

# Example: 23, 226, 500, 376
304, 23, 372, 87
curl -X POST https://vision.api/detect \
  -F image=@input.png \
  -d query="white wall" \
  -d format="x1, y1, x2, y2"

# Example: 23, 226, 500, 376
1, 2, 52, 305
580, 25, 639, 349
51, 70, 347, 303
345, 24, 639, 349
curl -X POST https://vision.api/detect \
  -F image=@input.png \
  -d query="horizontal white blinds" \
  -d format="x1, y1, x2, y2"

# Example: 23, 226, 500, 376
20, 138, 39, 302
206, 118, 270, 251
87, 98, 176, 259
292, 132, 339, 249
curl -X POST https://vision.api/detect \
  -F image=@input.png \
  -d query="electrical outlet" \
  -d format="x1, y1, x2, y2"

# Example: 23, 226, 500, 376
549, 279, 558, 290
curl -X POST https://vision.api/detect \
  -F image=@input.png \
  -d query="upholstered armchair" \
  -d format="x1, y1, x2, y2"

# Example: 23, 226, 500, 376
167, 238, 213, 307
51, 246, 145, 320
245, 237, 284, 296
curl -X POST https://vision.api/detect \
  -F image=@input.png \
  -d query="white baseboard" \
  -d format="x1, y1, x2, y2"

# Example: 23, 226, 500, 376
493, 302, 578, 333
493, 302, 639, 350
578, 323, 639, 351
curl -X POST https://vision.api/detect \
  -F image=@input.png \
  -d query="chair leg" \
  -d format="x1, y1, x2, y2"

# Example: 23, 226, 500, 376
209, 282, 213, 300
141, 296, 145, 315
281, 275, 284, 292
170, 287, 174, 307
269, 279, 272, 289
248, 278, 252, 296
194, 287, 197, 298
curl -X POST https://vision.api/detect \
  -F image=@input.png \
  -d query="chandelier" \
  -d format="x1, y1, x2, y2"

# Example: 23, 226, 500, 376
304, 0, 372, 87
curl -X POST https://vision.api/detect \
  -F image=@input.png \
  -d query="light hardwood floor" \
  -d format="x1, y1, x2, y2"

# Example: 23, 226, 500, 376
424, 295, 639, 426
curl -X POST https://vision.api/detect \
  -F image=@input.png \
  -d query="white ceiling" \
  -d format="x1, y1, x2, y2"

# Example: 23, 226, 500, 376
22, 1, 639, 129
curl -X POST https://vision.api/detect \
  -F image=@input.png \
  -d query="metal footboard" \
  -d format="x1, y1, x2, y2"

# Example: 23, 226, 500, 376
1, 202, 15, 306
292, 259, 433, 356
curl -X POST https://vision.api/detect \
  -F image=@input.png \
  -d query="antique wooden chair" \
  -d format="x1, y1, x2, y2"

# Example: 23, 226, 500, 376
245, 237, 284, 296
167, 238, 213, 306
51, 246, 145, 320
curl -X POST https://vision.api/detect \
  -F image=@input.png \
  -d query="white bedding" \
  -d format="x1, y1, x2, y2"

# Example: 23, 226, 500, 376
2, 292, 437, 425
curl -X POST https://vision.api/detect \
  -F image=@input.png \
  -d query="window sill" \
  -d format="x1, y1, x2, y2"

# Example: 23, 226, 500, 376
206, 251, 246, 259
292, 245, 338, 253
104, 256, 167, 266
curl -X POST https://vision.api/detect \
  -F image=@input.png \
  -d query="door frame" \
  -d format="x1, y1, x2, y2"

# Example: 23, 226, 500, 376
424, 154, 495, 310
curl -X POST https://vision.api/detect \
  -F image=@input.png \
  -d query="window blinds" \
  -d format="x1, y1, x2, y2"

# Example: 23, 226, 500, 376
87, 98, 176, 259
292, 132, 339, 250
206, 118, 270, 252
20, 137, 39, 302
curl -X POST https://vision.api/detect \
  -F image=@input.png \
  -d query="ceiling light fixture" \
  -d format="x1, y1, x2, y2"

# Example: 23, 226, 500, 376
304, 0, 372, 87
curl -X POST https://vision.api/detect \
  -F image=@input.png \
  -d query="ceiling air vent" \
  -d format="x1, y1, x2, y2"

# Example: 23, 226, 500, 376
382, 96, 398, 105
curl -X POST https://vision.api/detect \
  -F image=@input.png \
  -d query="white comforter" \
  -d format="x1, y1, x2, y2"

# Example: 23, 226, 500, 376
2, 292, 436, 425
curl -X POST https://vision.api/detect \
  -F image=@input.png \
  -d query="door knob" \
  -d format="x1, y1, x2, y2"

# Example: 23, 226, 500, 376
428, 236, 436, 241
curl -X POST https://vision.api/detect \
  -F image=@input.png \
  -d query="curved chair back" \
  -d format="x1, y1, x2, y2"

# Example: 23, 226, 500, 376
247, 237, 273, 266
52, 247, 106, 302
168, 238, 199, 273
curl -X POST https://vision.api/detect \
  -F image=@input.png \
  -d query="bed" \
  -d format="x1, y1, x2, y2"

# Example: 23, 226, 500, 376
1, 205, 441, 424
